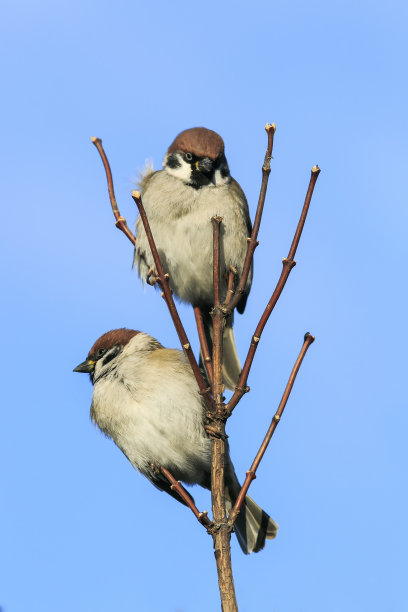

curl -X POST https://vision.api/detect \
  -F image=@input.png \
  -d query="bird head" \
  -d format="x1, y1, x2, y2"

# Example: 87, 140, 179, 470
73, 328, 140, 384
163, 127, 231, 189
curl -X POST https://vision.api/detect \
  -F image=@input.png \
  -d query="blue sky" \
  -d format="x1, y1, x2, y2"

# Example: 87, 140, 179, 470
1, 1, 407, 610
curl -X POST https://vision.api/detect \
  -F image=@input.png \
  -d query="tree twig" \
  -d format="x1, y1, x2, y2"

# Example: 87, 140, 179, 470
228, 333, 315, 527
211, 216, 224, 402
193, 306, 214, 386
227, 165, 320, 414
224, 267, 237, 307
160, 467, 213, 528
209, 216, 238, 612
91, 137, 136, 245
225, 123, 276, 314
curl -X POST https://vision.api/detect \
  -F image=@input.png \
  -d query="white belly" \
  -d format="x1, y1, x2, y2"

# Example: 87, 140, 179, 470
134, 171, 251, 305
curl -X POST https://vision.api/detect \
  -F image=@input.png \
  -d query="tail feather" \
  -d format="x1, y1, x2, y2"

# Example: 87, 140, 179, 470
230, 494, 278, 554
198, 309, 241, 391
225, 476, 278, 554
222, 326, 242, 391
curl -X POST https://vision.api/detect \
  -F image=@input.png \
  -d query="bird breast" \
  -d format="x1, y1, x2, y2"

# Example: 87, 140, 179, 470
135, 171, 252, 305
90, 347, 212, 483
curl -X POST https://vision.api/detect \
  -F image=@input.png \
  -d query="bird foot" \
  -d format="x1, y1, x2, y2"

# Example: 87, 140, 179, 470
146, 267, 158, 286
150, 462, 162, 477
204, 424, 229, 440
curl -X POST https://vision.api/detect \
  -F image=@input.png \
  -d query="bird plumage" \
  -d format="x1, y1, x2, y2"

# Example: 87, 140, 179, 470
74, 329, 278, 553
133, 127, 253, 389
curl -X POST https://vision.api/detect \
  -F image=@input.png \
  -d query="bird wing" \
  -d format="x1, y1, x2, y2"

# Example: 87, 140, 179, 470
229, 178, 253, 315
230, 177, 253, 236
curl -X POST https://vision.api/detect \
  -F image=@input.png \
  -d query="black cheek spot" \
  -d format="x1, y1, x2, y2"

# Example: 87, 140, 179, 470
166, 153, 181, 169
102, 345, 121, 367
214, 154, 230, 179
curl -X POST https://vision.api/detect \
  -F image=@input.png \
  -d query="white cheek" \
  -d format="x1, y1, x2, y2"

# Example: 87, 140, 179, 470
163, 153, 192, 183
214, 169, 230, 186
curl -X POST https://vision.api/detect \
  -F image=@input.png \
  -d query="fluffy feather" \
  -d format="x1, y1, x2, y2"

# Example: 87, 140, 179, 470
76, 330, 278, 554
133, 127, 253, 390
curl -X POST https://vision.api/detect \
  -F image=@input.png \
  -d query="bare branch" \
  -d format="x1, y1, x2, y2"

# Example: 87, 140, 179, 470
227, 166, 320, 413
193, 306, 213, 386
228, 333, 315, 526
226, 123, 276, 313
160, 467, 212, 528
91, 137, 136, 245
132, 191, 214, 410
211, 216, 224, 402
207, 216, 238, 611
224, 266, 237, 307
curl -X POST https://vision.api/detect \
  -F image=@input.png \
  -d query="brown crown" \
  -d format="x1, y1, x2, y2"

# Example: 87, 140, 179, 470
88, 328, 139, 357
167, 127, 224, 160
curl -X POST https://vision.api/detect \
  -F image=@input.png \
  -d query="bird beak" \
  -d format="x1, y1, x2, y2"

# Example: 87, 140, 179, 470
73, 358, 95, 373
197, 157, 213, 173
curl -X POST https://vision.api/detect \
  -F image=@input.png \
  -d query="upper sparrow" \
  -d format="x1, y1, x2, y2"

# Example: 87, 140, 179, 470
133, 127, 252, 390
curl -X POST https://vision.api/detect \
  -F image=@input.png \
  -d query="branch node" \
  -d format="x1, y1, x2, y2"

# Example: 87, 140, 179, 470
253, 336, 260, 343
247, 237, 260, 247
273, 414, 281, 422
265, 122, 276, 134
246, 470, 256, 480
282, 257, 297, 269
205, 424, 229, 440
170, 480, 181, 491
199, 386, 212, 396
183, 342, 190, 350
198, 511, 210, 526
234, 385, 250, 395
312, 165, 321, 174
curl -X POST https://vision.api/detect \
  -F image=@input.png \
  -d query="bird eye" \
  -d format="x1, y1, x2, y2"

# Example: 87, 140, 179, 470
185, 152, 193, 161
97, 348, 106, 358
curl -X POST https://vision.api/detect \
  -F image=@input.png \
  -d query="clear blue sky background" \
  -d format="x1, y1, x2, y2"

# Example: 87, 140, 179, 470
1, 1, 407, 610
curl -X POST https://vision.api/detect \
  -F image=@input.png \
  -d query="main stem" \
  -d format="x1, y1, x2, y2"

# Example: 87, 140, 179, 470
210, 217, 238, 612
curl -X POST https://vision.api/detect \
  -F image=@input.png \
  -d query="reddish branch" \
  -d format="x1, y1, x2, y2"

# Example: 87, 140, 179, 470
228, 333, 315, 526
209, 216, 237, 612
226, 123, 276, 314
227, 165, 320, 414
211, 216, 224, 404
91, 137, 136, 245
160, 467, 212, 528
193, 306, 213, 386
224, 266, 237, 307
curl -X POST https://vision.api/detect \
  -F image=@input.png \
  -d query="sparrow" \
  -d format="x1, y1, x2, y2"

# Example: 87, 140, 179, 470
133, 127, 253, 390
74, 328, 278, 553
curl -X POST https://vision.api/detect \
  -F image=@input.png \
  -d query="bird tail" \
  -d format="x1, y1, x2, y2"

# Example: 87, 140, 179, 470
225, 471, 278, 554
198, 309, 241, 391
